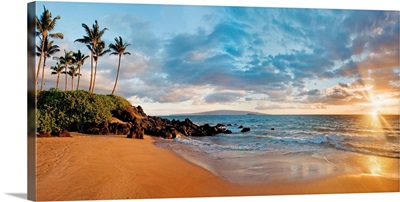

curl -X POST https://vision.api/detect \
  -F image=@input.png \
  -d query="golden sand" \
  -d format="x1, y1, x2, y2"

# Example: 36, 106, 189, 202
36, 133, 399, 201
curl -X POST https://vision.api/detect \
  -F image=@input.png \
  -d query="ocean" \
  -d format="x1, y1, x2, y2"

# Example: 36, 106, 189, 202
155, 115, 400, 184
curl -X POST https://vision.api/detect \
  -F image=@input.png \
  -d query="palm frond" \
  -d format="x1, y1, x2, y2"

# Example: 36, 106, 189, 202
49, 32, 64, 39
109, 36, 131, 56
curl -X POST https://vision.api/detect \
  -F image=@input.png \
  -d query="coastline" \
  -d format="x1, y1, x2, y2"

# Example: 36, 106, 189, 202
36, 133, 399, 201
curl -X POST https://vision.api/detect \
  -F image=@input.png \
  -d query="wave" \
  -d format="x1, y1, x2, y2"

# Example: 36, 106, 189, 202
173, 132, 400, 158
330, 141, 400, 158
175, 136, 266, 152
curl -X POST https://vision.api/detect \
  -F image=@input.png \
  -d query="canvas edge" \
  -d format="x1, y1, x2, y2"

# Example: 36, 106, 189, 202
27, 1, 36, 201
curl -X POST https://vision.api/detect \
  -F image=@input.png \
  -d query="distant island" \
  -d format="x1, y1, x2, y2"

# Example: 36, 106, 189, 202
169, 110, 267, 116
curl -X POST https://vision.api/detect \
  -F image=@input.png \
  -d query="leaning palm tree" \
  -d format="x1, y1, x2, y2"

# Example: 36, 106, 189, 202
35, 6, 63, 90
50, 62, 64, 90
66, 66, 81, 90
36, 38, 60, 91
91, 41, 110, 92
74, 20, 107, 92
54, 50, 74, 91
109, 36, 131, 95
73, 50, 89, 90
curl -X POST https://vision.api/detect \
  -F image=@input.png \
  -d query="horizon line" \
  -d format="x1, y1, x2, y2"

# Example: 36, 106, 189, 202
157, 113, 400, 116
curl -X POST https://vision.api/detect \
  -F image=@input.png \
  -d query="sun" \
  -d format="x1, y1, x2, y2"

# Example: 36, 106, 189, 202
368, 94, 391, 116
370, 97, 381, 116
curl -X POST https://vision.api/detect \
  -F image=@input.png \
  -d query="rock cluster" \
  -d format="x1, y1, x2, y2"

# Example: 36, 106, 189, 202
78, 105, 232, 139
37, 129, 71, 137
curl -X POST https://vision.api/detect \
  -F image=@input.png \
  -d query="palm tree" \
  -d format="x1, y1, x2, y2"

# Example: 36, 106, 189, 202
73, 50, 89, 90
36, 38, 60, 91
109, 36, 131, 95
91, 41, 110, 92
66, 66, 81, 90
35, 6, 63, 90
74, 20, 107, 92
54, 50, 74, 91
50, 62, 64, 90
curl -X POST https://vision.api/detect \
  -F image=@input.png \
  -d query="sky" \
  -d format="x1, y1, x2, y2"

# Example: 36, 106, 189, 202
32, 1, 399, 115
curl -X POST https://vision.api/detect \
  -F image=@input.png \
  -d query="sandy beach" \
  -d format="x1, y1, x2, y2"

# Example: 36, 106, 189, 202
36, 133, 399, 201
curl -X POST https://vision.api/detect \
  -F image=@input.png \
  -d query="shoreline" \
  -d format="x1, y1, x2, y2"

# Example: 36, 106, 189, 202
36, 133, 399, 201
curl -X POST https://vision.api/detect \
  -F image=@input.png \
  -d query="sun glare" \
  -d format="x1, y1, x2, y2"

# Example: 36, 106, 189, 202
367, 93, 393, 116
367, 156, 382, 176
370, 98, 381, 116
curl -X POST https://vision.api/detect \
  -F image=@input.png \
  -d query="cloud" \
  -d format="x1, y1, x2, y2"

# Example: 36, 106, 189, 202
298, 89, 320, 96
119, 8, 397, 108
254, 101, 298, 110
39, 5, 399, 114
103, 14, 161, 57
302, 82, 373, 105
204, 92, 243, 104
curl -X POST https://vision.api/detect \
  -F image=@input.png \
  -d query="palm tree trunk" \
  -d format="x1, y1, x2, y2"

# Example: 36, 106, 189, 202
92, 60, 99, 93
56, 74, 60, 90
35, 38, 46, 91
40, 56, 47, 91
89, 54, 94, 92
65, 66, 68, 91
76, 65, 81, 90
111, 55, 122, 95
71, 76, 74, 90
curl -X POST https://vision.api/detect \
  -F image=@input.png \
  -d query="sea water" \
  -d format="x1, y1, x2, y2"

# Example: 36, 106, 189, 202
155, 115, 400, 184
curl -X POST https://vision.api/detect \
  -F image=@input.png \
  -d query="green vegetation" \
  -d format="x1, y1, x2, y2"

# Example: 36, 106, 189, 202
35, 7, 131, 94
36, 90, 131, 133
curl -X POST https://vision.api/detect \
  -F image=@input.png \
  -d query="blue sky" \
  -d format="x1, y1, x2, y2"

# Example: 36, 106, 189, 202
34, 1, 399, 115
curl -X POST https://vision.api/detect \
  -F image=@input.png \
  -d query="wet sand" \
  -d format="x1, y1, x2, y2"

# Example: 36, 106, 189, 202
36, 133, 399, 201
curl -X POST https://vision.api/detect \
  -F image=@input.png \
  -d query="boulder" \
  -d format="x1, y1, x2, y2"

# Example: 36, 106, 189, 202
241, 127, 251, 133
128, 126, 144, 139
216, 123, 226, 130
50, 129, 71, 137
112, 105, 147, 123
136, 105, 147, 117
238, 125, 243, 128
116, 123, 131, 135
86, 127, 100, 135
223, 130, 233, 134
37, 131, 51, 137
111, 108, 135, 122
59, 129, 71, 137
81, 122, 99, 134
98, 121, 110, 135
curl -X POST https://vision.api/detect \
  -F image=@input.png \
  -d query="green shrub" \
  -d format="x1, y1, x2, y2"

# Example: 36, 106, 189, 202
36, 90, 131, 133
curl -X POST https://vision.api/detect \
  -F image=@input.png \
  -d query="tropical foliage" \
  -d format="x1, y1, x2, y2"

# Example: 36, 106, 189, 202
75, 20, 108, 92
36, 38, 60, 91
34, 7, 131, 94
34, 7, 134, 133
91, 41, 110, 92
35, 6, 63, 91
54, 50, 75, 91
37, 90, 131, 133
50, 62, 64, 90
66, 66, 81, 90
73, 50, 89, 90
109, 36, 131, 95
